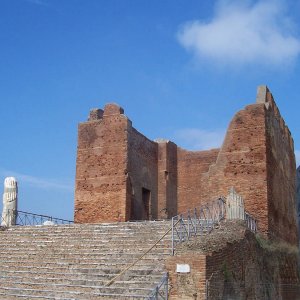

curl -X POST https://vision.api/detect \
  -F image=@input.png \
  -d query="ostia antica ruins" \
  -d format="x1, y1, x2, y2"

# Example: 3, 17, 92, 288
297, 166, 300, 239
0, 86, 299, 299
75, 85, 298, 245
1, 177, 18, 226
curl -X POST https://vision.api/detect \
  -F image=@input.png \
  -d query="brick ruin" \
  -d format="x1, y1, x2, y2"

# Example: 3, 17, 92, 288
74, 86, 298, 245
297, 166, 300, 242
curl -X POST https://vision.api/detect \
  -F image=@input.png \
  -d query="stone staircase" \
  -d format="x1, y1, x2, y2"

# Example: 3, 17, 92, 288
0, 221, 172, 299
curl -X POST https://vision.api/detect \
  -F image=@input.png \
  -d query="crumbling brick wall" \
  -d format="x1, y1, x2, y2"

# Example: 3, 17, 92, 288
74, 86, 298, 244
177, 148, 219, 213
157, 140, 178, 219
75, 104, 129, 222
127, 127, 158, 220
264, 88, 297, 243
297, 166, 300, 243
175, 86, 297, 244
166, 254, 207, 299
205, 232, 300, 300
166, 227, 299, 300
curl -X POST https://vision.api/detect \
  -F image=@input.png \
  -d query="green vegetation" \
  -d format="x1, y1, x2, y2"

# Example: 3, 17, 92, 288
222, 262, 233, 281
255, 234, 298, 254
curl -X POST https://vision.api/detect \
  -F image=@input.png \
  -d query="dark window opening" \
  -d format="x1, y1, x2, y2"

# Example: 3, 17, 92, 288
142, 188, 151, 220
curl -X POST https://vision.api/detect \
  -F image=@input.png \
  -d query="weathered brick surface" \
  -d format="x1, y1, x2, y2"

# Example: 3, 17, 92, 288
166, 254, 206, 299
204, 231, 299, 300
74, 87, 297, 244
265, 91, 297, 244
157, 141, 178, 219
297, 166, 300, 242
127, 127, 158, 220
175, 86, 297, 244
75, 103, 129, 223
177, 148, 219, 213
189, 103, 269, 236
166, 224, 299, 300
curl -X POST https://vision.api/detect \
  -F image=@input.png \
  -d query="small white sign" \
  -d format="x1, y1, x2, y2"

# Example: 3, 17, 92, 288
176, 264, 190, 273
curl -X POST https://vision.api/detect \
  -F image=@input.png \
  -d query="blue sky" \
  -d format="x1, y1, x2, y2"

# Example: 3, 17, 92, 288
1, 0, 300, 220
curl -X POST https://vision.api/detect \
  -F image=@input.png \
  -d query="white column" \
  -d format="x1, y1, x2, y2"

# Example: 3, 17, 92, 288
1, 177, 18, 226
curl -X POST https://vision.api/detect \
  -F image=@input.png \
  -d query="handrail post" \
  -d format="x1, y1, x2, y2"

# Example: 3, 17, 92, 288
171, 217, 175, 255
187, 210, 190, 239
179, 214, 183, 241
165, 273, 169, 299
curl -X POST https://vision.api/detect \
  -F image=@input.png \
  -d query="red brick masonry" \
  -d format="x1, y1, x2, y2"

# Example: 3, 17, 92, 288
74, 86, 298, 244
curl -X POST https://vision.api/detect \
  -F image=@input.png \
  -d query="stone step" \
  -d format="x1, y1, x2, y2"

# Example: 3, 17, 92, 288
0, 258, 168, 271
1, 263, 164, 274
0, 239, 171, 246
0, 287, 150, 299
7, 221, 170, 227
7, 226, 170, 230
0, 243, 171, 253
1, 230, 171, 235
0, 233, 172, 239
3, 227, 171, 233
0, 249, 171, 262
0, 243, 171, 251
1, 262, 163, 273
0, 237, 171, 246
0, 274, 162, 287
0, 242, 171, 253
0, 220, 171, 299
2, 233, 169, 238
0, 241, 170, 247
6, 224, 171, 230
0, 256, 166, 265
5, 228, 170, 233
0, 258, 167, 267
0, 236, 168, 243
0, 269, 163, 282
0, 280, 155, 295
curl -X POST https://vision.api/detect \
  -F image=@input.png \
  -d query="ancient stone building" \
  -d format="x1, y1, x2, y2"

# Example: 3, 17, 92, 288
75, 86, 298, 245
297, 166, 300, 242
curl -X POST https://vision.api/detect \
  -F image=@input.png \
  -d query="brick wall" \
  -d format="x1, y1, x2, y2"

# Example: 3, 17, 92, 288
166, 230, 299, 299
206, 232, 299, 299
127, 127, 158, 220
264, 88, 297, 244
74, 86, 298, 244
297, 166, 300, 243
157, 141, 178, 219
177, 148, 219, 213
175, 86, 297, 244
166, 254, 206, 299
192, 101, 269, 235
74, 104, 129, 223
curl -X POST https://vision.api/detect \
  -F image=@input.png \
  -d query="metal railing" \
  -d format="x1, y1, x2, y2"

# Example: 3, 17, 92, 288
106, 223, 177, 287
148, 272, 168, 300
105, 225, 173, 300
171, 195, 258, 254
171, 197, 226, 255
244, 211, 257, 232
226, 187, 257, 233
1, 209, 73, 226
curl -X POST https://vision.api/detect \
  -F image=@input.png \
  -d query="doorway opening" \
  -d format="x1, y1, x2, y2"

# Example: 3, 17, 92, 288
142, 188, 151, 220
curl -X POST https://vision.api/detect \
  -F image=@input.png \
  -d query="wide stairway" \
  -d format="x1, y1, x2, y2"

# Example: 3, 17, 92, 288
0, 221, 172, 299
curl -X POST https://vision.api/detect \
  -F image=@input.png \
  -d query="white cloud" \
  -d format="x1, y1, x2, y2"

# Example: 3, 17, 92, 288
24, 0, 49, 6
174, 128, 225, 150
177, 0, 300, 66
0, 169, 73, 191
295, 150, 300, 167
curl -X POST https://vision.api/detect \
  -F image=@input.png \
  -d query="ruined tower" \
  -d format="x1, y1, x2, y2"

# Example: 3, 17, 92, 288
297, 166, 300, 241
75, 86, 298, 245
